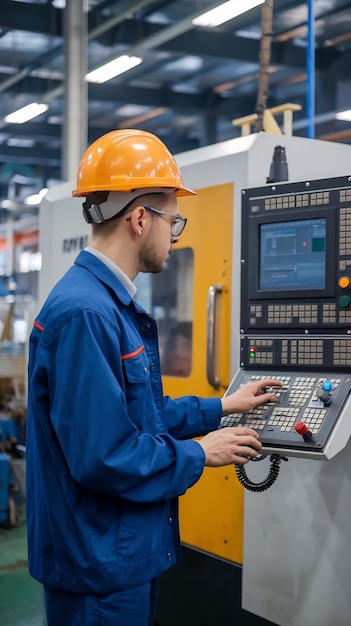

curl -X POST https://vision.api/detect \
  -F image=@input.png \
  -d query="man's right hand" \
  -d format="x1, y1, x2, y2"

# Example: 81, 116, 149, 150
198, 426, 262, 466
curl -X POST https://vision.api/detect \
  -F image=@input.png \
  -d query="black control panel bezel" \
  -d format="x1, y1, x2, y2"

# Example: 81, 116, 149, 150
240, 176, 351, 371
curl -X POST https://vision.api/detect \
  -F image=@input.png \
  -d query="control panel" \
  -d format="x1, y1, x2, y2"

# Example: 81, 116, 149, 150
221, 370, 351, 459
224, 176, 351, 459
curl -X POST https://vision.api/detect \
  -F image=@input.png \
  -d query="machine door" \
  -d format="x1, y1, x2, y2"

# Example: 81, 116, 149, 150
135, 183, 245, 565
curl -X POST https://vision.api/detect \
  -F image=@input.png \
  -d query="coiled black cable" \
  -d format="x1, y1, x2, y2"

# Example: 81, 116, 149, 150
235, 454, 288, 492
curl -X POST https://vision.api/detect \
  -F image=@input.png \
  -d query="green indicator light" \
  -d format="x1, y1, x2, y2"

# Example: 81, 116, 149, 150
339, 295, 351, 309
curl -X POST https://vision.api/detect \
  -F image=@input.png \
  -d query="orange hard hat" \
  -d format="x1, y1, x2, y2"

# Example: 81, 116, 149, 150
72, 128, 195, 197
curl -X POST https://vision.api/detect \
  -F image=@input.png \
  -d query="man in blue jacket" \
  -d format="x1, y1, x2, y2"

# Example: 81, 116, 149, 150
26, 129, 280, 626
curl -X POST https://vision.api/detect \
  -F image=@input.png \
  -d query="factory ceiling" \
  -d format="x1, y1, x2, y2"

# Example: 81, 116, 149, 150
1, 0, 351, 218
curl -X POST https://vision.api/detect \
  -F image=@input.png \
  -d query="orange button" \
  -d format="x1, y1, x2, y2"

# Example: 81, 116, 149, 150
339, 276, 351, 289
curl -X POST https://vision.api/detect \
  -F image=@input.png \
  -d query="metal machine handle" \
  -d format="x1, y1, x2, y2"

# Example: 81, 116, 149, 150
206, 284, 223, 388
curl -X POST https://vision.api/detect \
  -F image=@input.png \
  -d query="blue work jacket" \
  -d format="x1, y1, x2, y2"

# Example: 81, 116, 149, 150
26, 250, 222, 594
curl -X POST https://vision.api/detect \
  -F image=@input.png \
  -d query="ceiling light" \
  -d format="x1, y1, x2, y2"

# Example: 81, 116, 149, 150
335, 110, 351, 122
7, 138, 35, 148
85, 55, 142, 84
24, 188, 48, 206
5, 103, 49, 124
193, 0, 264, 28
1, 199, 17, 210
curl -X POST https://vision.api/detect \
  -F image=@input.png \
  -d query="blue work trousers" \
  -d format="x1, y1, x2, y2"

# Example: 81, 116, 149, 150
44, 578, 159, 626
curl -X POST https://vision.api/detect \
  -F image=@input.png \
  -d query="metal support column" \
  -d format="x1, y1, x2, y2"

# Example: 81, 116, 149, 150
306, 0, 315, 138
62, 0, 88, 181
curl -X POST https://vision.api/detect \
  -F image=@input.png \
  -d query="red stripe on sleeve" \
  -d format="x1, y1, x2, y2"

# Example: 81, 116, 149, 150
121, 345, 145, 360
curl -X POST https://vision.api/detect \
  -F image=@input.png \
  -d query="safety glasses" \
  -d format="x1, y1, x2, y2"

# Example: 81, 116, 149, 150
142, 205, 187, 237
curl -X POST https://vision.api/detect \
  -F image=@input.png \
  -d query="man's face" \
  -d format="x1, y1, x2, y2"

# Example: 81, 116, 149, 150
138, 195, 182, 274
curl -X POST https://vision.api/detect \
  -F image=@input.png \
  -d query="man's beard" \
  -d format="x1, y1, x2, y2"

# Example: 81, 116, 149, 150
138, 235, 168, 274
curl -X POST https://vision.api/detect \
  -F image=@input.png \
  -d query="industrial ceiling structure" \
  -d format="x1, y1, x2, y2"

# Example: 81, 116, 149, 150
1, 0, 351, 222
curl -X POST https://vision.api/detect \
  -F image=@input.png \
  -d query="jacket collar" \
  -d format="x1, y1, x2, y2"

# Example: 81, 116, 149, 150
74, 250, 134, 306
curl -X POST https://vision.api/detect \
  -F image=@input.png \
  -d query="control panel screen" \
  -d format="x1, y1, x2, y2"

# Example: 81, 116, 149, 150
259, 218, 326, 291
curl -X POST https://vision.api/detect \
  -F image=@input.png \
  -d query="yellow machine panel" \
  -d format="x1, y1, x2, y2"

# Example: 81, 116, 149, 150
162, 182, 245, 564
179, 466, 244, 563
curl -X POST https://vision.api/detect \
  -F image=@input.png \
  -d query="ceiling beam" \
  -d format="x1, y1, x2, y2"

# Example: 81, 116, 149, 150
0, 9, 344, 78
1, 1, 61, 36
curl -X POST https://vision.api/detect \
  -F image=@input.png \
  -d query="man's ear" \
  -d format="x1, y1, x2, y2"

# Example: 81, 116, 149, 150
128, 205, 147, 235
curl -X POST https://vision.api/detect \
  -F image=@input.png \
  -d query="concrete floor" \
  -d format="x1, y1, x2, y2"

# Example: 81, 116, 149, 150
0, 521, 45, 626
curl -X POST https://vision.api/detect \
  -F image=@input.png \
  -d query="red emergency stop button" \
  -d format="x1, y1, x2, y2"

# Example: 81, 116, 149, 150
294, 421, 314, 443
294, 421, 308, 436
